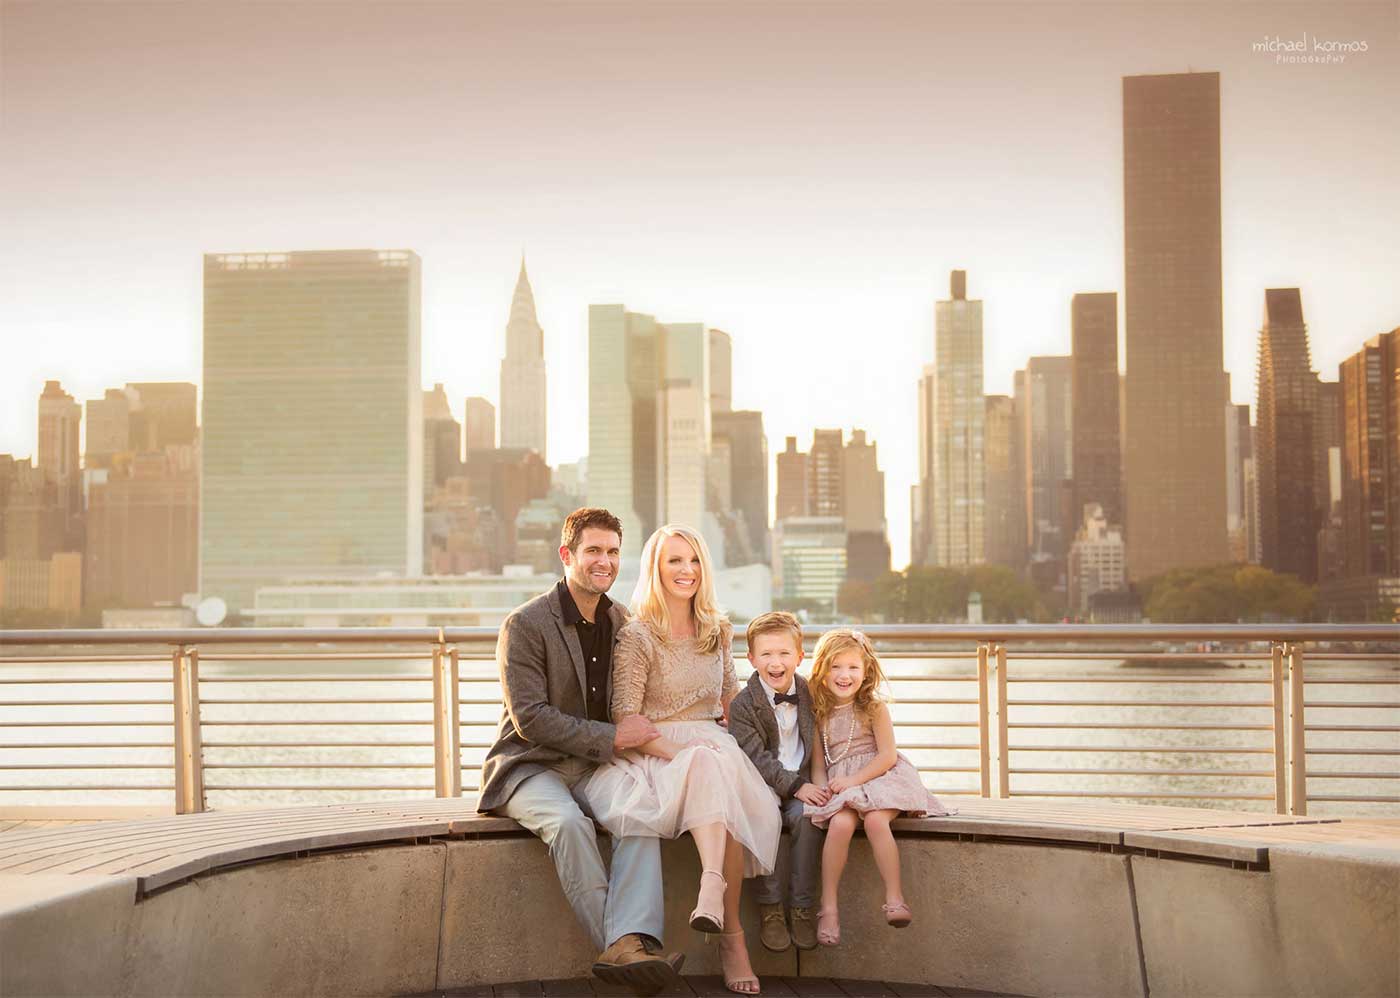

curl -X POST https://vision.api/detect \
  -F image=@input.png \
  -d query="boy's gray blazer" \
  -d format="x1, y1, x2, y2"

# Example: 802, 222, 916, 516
727, 671, 816, 799
477, 585, 629, 813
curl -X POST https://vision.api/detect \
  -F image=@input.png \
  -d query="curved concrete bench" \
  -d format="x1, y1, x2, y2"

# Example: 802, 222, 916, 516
1, 799, 1395, 998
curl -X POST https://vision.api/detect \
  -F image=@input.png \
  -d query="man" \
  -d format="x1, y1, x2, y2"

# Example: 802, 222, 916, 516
478, 507, 682, 995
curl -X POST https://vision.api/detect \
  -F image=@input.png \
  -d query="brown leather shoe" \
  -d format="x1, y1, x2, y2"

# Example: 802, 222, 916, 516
592, 933, 684, 997
789, 906, 818, 951
758, 902, 791, 952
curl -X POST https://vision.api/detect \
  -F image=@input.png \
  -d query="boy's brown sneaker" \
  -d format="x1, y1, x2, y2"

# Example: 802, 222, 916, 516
789, 906, 819, 950
758, 902, 792, 951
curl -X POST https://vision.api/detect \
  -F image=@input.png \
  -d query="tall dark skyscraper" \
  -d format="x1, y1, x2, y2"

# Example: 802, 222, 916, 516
1339, 330, 1400, 579
1122, 71, 1228, 580
1071, 293, 1122, 529
1256, 288, 1318, 581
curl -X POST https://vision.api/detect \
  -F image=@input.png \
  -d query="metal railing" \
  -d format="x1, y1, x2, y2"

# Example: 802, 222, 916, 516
1, 625, 1396, 816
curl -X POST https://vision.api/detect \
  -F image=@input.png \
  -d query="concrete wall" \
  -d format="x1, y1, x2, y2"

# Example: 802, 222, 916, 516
2, 833, 1397, 998
1134, 846, 1400, 998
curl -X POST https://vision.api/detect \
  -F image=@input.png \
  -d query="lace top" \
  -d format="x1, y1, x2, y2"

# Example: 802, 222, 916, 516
610, 618, 740, 722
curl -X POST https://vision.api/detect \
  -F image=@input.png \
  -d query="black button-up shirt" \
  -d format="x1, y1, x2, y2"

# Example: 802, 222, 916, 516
556, 579, 614, 723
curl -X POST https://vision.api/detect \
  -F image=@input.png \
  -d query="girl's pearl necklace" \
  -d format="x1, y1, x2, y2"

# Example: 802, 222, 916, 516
822, 700, 858, 765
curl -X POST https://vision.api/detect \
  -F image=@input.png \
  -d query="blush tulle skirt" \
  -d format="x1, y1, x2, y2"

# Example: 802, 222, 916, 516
581, 719, 782, 877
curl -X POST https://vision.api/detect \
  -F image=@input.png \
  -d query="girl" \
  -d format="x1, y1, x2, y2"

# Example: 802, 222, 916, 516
803, 629, 955, 946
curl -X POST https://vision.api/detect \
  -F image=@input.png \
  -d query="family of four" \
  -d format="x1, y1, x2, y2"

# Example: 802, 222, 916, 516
478, 508, 953, 996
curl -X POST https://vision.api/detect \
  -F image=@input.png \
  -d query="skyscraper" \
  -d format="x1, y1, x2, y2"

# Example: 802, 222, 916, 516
38, 380, 80, 507
586, 305, 710, 555
1256, 288, 1318, 581
808, 429, 844, 519
712, 410, 770, 561
464, 396, 496, 452
912, 365, 936, 566
1225, 401, 1255, 563
423, 383, 462, 491
201, 250, 423, 616
659, 323, 710, 531
1122, 71, 1228, 579
85, 388, 137, 470
1339, 330, 1400, 579
1071, 293, 1122, 528
843, 429, 890, 582
85, 449, 197, 608
983, 394, 1025, 568
499, 258, 547, 460
1315, 379, 1342, 519
775, 436, 808, 521
1020, 357, 1073, 565
929, 270, 984, 566
126, 382, 197, 450
709, 329, 733, 415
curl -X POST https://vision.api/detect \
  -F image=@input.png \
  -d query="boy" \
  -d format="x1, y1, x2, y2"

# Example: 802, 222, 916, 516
728, 611, 830, 951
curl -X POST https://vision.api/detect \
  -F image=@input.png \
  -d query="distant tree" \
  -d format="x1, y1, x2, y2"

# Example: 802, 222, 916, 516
843, 565, 1047, 624
1233, 565, 1314, 620
966, 564, 1043, 622
1142, 563, 1315, 622
836, 579, 878, 620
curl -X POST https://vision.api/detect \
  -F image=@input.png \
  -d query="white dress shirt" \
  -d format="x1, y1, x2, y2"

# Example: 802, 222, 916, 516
759, 677, 805, 772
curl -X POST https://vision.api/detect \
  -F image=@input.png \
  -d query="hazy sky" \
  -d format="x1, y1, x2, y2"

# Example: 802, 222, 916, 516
3, 0, 1398, 568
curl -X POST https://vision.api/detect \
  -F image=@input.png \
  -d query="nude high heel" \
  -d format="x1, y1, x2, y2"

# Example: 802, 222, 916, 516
717, 929, 760, 994
689, 869, 727, 933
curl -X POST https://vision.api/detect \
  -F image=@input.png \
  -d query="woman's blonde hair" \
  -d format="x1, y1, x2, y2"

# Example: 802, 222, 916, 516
630, 523, 728, 654
809, 629, 888, 722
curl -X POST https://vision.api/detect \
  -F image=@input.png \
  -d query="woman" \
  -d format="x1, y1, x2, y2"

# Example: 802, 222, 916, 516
581, 523, 779, 996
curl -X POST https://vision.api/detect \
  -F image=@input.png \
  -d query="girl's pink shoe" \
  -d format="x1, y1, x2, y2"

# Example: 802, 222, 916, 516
882, 901, 912, 928
816, 908, 840, 946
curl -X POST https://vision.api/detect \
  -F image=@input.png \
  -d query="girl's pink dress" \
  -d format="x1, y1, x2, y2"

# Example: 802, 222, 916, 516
803, 701, 956, 828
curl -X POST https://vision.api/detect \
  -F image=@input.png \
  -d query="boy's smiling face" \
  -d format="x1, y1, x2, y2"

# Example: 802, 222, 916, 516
748, 631, 802, 695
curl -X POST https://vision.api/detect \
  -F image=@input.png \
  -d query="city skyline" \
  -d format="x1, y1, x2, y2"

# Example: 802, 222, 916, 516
3, 1, 1398, 569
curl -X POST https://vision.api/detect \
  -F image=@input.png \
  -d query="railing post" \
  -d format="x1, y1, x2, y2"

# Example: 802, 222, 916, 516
432, 634, 462, 797
976, 642, 992, 797
994, 644, 1010, 799
171, 645, 206, 814
1288, 643, 1308, 815
1270, 642, 1288, 814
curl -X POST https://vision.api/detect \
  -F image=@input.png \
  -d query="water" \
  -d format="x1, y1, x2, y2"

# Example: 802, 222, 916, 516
2, 648, 1396, 818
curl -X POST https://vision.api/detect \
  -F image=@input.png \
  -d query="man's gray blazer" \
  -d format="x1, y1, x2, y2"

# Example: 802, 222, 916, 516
477, 585, 629, 813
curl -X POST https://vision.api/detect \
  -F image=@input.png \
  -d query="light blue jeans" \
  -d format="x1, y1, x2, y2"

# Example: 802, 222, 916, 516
498, 758, 664, 951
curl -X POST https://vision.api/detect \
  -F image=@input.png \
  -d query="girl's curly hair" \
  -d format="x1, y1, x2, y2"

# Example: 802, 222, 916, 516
809, 628, 888, 723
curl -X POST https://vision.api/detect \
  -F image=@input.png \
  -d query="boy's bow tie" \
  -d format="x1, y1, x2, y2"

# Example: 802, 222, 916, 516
773, 691, 799, 706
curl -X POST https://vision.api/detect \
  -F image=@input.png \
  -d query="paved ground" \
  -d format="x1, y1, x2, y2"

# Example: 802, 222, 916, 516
407, 978, 1023, 997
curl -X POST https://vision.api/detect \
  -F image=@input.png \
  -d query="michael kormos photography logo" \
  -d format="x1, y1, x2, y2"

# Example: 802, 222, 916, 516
1253, 32, 1369, 64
